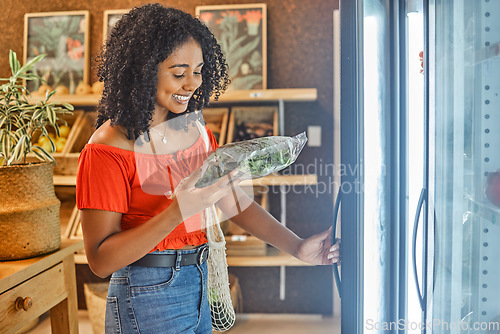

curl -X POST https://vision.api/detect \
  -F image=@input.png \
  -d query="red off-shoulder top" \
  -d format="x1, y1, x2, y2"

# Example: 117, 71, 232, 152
76, 127, 218, 251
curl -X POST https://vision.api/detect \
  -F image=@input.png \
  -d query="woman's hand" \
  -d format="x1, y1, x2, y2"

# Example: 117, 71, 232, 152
174, 168, 241, 221
296, 227, 341, 266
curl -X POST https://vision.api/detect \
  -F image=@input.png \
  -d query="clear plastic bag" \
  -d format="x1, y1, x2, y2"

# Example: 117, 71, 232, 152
195, 132, 307, 188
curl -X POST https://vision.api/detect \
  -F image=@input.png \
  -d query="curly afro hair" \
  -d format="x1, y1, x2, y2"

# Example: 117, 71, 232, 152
96, 3, 230, 139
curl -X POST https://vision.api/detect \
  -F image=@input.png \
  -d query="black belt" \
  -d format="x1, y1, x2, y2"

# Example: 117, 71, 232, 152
131, 245, 209, 267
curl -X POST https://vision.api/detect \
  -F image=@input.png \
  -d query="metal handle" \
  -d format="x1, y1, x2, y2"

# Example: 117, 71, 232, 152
15, 296, 32, 311
412, 188, 427, 311
332, 189, 343, 299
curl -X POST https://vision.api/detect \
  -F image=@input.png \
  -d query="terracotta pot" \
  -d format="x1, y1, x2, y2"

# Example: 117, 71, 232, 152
0, 161, 61, 260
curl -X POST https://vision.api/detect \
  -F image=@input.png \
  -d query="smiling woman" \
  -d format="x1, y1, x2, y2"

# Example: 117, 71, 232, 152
75, 4, 340, 333
94, 5, 230, 141
155, 39, 204, 116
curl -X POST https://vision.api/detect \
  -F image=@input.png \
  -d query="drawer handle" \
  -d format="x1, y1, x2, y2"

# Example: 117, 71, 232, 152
15, 297, 32, 311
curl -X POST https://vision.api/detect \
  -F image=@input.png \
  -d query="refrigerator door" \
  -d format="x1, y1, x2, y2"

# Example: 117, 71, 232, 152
340, 0, 408, 332
427, 0, 500, 332
406, 3, 426, 333
340, 0, 364, 332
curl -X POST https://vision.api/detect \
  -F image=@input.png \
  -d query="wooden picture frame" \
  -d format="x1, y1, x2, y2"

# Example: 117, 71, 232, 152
196, 4, 267, 90
103, 9, 129, 43
24, 11, 90, 94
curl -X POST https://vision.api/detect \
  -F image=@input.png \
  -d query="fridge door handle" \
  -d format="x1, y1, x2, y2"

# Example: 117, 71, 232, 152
412, 188, 427, 311
332, 188, 342, 299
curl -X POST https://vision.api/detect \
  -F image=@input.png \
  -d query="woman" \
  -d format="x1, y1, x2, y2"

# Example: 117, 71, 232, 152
77, 4, 340, 333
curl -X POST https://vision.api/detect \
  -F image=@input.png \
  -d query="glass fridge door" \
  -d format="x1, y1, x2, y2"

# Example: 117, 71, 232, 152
428, 0, 500, 332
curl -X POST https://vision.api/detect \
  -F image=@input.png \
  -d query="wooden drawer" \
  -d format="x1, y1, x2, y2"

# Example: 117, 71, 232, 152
0, 262, 66, 334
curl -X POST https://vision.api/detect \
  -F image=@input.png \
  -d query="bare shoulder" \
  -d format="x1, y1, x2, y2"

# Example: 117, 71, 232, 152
88, 120, 135, 151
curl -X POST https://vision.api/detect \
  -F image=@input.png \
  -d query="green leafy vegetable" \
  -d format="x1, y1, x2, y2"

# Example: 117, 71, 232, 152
195, 132, 307, 188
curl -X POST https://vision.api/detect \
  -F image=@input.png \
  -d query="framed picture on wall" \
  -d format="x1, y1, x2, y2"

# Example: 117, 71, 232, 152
195, 4, 267, 91
103, 9, 129, 43
24, 11, 89, 94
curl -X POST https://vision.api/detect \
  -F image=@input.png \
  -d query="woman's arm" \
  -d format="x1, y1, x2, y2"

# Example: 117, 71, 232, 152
81, 169, 239, 278
80, 199, 184, 278
217, 186, 340, 265
221, 198, 303, 257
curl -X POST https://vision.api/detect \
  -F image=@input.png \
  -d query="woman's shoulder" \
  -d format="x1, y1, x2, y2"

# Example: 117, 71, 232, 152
88, 120, 135, 152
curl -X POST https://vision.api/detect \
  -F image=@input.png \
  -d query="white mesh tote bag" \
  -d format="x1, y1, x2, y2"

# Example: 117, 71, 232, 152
196, 118, 236, 332
203, 205, 236, 331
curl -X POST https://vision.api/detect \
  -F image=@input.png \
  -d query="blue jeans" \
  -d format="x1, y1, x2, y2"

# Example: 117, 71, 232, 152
105, 248, 212, 334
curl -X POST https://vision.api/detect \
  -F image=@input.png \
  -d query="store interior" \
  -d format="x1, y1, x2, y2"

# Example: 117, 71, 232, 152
0, 1, 340, 333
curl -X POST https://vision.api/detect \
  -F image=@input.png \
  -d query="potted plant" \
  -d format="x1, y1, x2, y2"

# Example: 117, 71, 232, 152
0, 50, 74, 260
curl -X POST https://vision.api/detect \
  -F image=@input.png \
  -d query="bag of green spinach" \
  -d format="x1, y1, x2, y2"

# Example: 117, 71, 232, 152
195, 132, 307, 188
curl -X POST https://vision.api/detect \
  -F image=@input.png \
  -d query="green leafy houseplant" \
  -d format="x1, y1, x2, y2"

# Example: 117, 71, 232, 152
0, 50, 74, 260
0, 50, 74, 166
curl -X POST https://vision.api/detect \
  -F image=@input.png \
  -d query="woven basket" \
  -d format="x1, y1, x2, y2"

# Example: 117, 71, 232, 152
0, 161, 61, 260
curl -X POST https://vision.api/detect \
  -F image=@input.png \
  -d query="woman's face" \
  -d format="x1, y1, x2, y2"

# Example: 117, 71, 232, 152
155, 38, 204, 114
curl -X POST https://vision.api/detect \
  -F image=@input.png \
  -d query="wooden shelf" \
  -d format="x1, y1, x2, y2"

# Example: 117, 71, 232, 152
74, 253, 88, 265
27, 88, 317, 106
54, 174, 317, 187
73, 247, 311, 267
227, 248, 312, 267
240, 174, 317, 186
27, 94, 100, 106
214, 88, 317, 102
53, 175, 79, 186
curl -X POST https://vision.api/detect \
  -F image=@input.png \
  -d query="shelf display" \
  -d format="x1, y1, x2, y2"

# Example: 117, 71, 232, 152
222, 186, 268, 256
225, 236, 267, 256
227, 106, 278, 143
32, 118, 71, 152
61, 111, 97, 175
202, 108, 229, 145
30, 111, 83, 174
43, 111, 97, 175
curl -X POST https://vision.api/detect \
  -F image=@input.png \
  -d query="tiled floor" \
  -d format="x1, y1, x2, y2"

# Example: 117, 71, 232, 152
27, 311, 341, 334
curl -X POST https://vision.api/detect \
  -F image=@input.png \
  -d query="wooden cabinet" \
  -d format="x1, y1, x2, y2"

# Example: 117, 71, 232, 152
0, 239, 83, 334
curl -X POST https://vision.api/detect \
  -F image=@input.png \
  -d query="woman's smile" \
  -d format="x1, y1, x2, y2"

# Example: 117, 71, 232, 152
155, 38, 204, 114
172, 93, 192, 104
